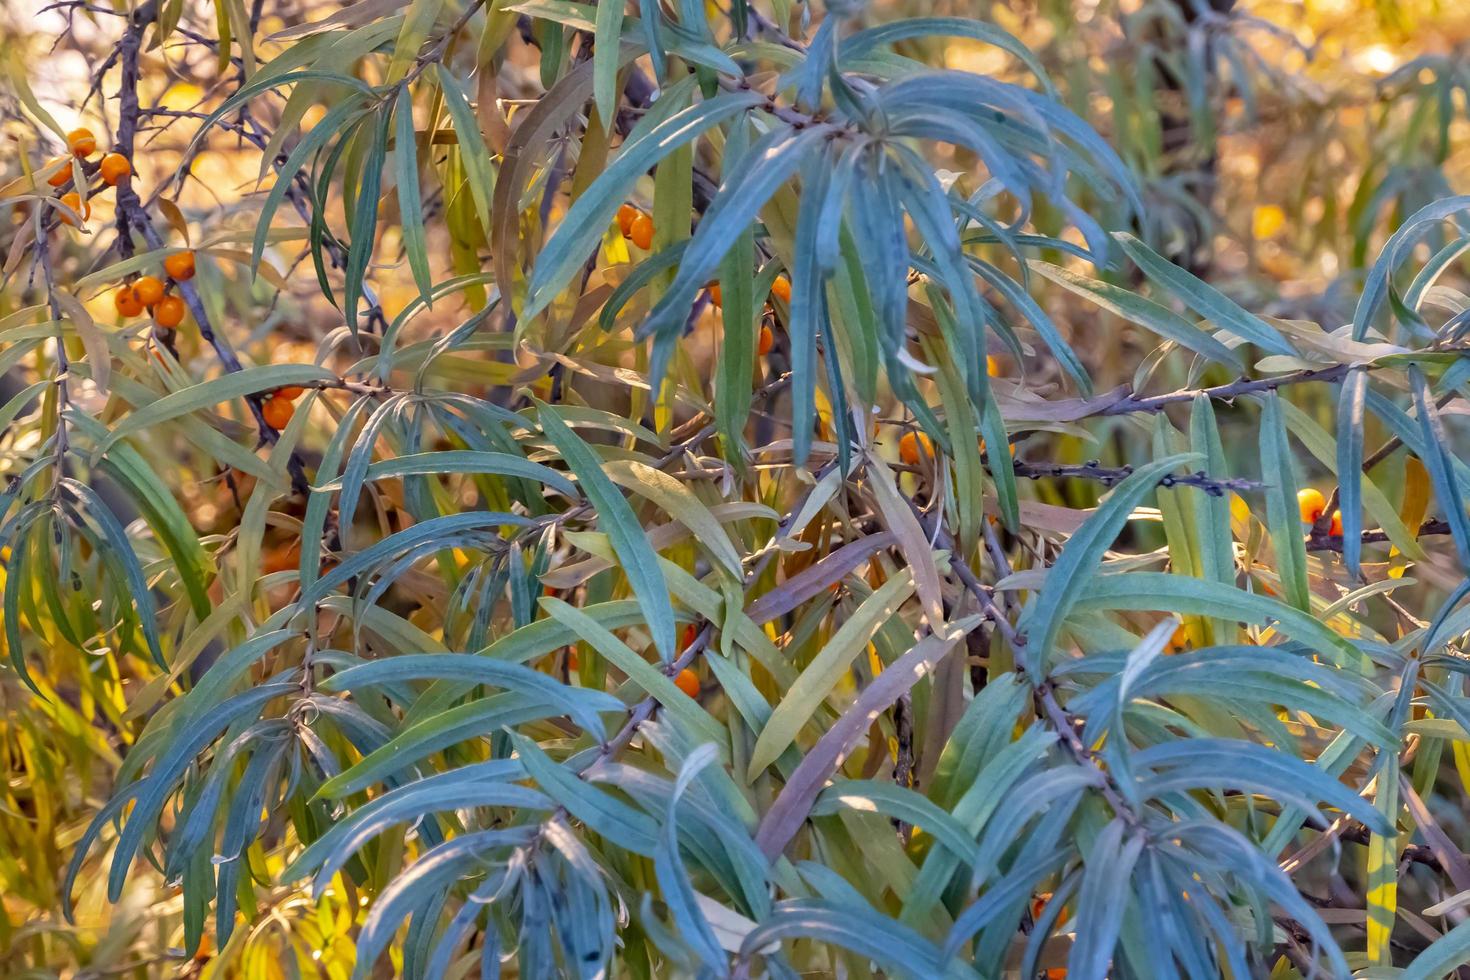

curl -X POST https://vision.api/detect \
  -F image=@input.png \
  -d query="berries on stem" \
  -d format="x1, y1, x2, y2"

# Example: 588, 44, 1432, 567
132, 275, 164, 307
57, 192, 89, 226
899, 431, 933, 466
153, 295, 185, 329
616, 203, 638, 237
629, 213, 654, 250
261, 395, 295, 430
114, 286, 143, 317
674, 668, 700, 698
758, 324, 774, 356
1296, 487, 1326, 524
99, 153, 131, 186
67, 127, 96, 157
164, 250, 196, 281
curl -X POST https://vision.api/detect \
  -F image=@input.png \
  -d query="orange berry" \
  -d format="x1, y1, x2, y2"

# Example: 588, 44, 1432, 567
1166, 623, 1188, 654
1296, 488, 1326, 524
58, 192, 90, 226
46, 159, 71, 188
67, 127, 96, 157
899, 430, 933, 466
674, 668, 700, 698
629, 213, 653, 250
131, 275, 165, 307
274, 385, 306, 401
1044, 970, 1067, 980
152, 295, 186, 329
163, 250, 196, 281
682, 624, 699, 648
1330, 509, 1343, 536
986, 354, 999, 376
708, 282, 722, 307
770, 275, 791, 303
1031, 893, 1051, 921
261, 395, 294, 430
114, 286, 143, 317
616, 203, 638, 237
758, 324, 774, 356
978, 437, 1016, 458
99, 153, 131, 185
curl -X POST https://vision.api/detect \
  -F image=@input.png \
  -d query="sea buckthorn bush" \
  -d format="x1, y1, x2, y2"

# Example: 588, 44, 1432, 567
3, 0, 1470, 976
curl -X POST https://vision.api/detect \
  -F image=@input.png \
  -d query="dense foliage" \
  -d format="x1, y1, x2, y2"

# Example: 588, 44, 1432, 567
4, 0, 1470, 976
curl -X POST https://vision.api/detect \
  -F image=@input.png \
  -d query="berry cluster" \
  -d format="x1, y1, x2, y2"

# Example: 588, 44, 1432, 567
113, 251, 195, 331
615, 203, 654, 250
1297, 487, 1344, 536
613, 202, 794, 359
47, 126, 198, 334
260, 385, 305, 430
45, 127, 131, 226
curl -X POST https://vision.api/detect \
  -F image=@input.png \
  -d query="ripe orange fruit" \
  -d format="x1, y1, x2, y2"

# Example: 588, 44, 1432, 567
261, 395, 294, 429
1329, 509, 1343, 536
629, 213, 653, 250
163, 250, 196, 281
681, 624, 699, 648
978, 437, 1016, 458
67, 127, 96, 157
99, 153, 131, 185
758, 324, 774, 355
152, 295, 186, 329
46, 159, 71, 187
708, 282, 722, 307
131, 275, 165, 307
674, 668, 700, 698
1165, 623, 1188, 654
58, 192, 89, 225
1296, 487, 1326, 523
616, 203, 638, 237
898, 430, 933, 466
771, 275, 791, 303
275, 385, 306, 401
986, 354, 999, 376
114, 286, 143, 317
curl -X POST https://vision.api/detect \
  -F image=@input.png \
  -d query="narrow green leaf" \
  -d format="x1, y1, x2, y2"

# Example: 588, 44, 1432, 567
394, 86, 433, 307
537, 403, 676, 661
1016, 452, 1199, 678
1113, 232, 1294, 356
1259, 393, 1311, 612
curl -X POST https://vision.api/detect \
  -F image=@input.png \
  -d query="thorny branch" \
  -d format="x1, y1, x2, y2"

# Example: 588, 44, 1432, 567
1013, 458, 1262, 495
109, 0, 310, 492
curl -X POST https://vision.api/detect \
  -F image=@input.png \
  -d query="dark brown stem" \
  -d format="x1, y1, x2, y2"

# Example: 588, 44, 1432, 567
1013, 458, 1261, 495
112, 0, 309, 491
